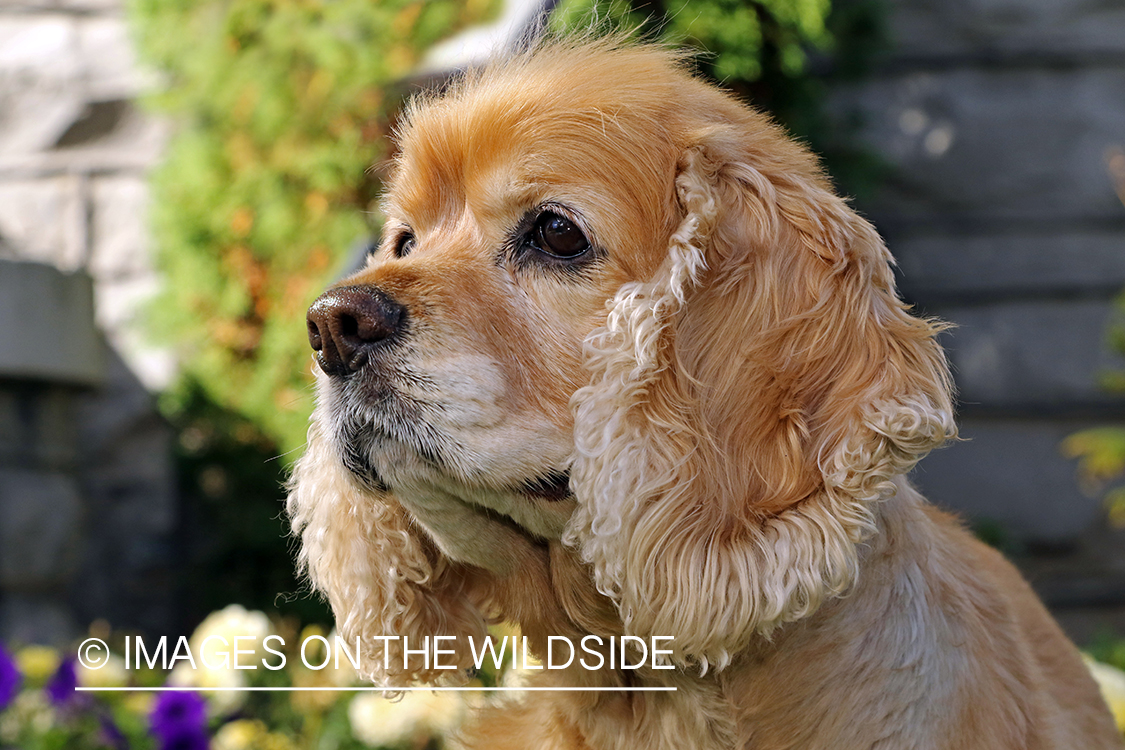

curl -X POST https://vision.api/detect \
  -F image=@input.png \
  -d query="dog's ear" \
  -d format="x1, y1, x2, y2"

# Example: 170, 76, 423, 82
566, 125, 955, 670
288, 405, 488, 685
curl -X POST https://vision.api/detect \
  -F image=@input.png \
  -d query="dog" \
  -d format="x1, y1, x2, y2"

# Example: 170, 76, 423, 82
290, 39, 1122, 749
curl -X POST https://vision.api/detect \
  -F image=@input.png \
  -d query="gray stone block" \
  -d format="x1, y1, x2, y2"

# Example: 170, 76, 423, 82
76, 16, 146, 100
0, 260, 104, 385
884, 0, 1125, 60
0, 594, 79, 646
0, 383, 81, 470
90, 175, 151, 280
4, 1, 121, 11
835, 68, 1125, 221
0, 177, 86, 269
933, 298, 1123, 407
0, 15, 85, 156
0, 468, 83, 588
911, 416, 1105, 543
892, 230, 1125, 298
0, 389, 19, 466
77, 348, 176, 535
0, 261, 104, 384
28, 387, 78, 470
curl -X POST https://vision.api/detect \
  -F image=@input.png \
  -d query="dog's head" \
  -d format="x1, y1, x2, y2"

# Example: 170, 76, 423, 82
289, 40, 955, 681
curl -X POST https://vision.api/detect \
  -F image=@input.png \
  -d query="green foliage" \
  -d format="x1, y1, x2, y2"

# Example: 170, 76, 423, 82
131, 0, 497, 457
552, 0, 831, 79
1063, 174, 1125, 516
130, 0, 497, 622
1065, 426, 1125, 488
551, 0, 889, 197
161, 377, 332, 625
1089, 632, 1125, 671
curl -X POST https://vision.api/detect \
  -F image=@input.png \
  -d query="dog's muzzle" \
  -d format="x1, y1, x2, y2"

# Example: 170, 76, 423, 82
306, 284, 405, 377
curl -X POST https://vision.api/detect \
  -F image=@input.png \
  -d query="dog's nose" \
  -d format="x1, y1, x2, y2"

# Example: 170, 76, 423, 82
306, 285, 404, 376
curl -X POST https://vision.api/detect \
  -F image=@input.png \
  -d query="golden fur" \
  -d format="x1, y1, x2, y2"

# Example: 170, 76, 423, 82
289, 39, 1122, 748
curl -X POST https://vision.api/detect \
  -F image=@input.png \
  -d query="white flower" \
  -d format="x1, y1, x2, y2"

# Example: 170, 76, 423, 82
168, 604, 272, 715
0, 691, 54, 742
1086, 657, 1125, 732
77, 654, 128, 688
168, 656, 245, 715
348, 690, 465, 747
212, 719, 266, 750
191, 604, 272, 665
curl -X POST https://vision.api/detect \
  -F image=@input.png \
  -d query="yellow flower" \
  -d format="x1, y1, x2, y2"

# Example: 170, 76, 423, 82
298, 624, 326, 645
261, 731, 298, 750
1085, 657, 1125, 732
15, 646, 60, 683
212, 718, 298, 750
122, 692, 154, 717
213, 719, 268, 750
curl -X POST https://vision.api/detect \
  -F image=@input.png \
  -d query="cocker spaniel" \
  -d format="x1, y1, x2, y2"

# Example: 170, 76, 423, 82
290, 39, 1121, 749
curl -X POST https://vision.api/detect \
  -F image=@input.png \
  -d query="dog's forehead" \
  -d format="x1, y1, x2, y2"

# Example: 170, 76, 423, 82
387, 70, 683, 232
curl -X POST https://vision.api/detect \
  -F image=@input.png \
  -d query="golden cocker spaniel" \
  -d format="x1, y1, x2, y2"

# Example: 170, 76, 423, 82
290, 39, 1122, 749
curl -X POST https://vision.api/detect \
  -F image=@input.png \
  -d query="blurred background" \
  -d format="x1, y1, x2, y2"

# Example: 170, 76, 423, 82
1, 0, 1124, 746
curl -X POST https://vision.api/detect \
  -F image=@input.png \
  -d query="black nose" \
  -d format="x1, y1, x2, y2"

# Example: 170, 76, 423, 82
306, 285, 405, 376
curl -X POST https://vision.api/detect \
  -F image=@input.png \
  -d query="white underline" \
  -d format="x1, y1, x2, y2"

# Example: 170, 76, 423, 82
76, 686, 677, 692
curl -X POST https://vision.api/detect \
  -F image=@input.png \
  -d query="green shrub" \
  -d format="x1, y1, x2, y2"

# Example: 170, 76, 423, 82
1063, 152, 1125, 519
131, 0, 499, 456
551, 0, 889, 197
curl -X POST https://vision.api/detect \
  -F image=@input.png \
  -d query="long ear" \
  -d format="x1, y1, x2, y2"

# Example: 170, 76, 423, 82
288, 394, 489, 685
566, 132, 955, 671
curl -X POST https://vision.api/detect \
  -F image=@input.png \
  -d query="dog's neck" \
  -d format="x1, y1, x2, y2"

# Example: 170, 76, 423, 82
489, 477, 939, 673
471, 481, 961, 749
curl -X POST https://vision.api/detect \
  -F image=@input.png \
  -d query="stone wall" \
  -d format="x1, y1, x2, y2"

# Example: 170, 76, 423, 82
0, 261, 178, 644
0, 0, 169, 387
832, 0, 1125, 546
0, 0, 177, 643
3, 0, 1125, 640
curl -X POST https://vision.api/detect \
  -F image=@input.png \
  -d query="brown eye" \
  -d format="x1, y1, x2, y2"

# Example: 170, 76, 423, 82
393, 231, 415, 258
532, 212, 589, 259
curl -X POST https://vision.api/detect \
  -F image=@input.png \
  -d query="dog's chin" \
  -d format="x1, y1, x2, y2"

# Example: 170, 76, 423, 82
330, 409, 577, 548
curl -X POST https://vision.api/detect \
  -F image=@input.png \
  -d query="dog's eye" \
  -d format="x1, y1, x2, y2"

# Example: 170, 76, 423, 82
393, 232, 416, 258
531, 212, 589, 259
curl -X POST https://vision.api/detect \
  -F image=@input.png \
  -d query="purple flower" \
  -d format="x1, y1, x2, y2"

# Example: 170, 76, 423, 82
45, 656, 78, 707
150, 691, 208, 750
0, 644, 20, 710
153, 727, 209, 750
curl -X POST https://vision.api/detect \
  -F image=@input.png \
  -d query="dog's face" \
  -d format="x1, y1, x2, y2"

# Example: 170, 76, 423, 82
306, 57, 685, 566
292, 41, 956, 681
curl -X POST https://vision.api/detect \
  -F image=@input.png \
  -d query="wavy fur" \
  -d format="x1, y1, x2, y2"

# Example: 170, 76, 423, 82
567, 129, 956, 668
289, 38, 1120, 749
288, 385, 489, 686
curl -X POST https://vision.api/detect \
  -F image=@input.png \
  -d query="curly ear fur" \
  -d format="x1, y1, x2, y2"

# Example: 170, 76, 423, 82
288, 401, 488, 686
566, 129, 956, 670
